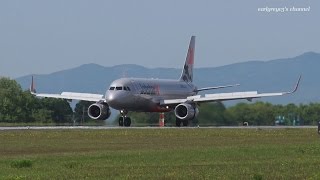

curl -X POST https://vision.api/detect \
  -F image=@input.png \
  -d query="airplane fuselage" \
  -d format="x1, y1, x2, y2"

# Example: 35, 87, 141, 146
105, 78, 197, 112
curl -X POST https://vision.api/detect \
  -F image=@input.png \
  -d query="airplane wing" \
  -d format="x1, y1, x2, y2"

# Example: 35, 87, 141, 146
161, 75, 301, 105
29, 76, 104, 102
32, 92, 104, 102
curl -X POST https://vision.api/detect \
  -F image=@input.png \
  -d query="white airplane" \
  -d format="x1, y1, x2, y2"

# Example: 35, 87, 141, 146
30, 36, 301, 127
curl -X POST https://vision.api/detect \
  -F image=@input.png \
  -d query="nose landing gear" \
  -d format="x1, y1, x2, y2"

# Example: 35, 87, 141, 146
119, 110, 131, 127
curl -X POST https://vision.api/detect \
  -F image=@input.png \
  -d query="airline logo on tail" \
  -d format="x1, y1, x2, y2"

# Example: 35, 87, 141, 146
180, 36, 195, 83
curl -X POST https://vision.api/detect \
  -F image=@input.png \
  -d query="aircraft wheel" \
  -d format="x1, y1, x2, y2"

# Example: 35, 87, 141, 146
119, 117, 124, 126
124, 117, 131, 127
175, 118, 181, 127
182, 120, 189, 127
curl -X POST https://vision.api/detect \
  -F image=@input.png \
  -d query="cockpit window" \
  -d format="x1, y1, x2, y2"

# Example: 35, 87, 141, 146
110, 86, 130, 91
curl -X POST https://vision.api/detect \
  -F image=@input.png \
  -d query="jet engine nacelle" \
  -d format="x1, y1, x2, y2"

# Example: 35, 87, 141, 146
174, 103, 199, 121
88, 102, 111, 120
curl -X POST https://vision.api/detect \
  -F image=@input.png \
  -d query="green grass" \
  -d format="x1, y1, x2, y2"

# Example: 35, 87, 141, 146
0, 121, 107, 127
0, 128, 320, 179
10, 159, 33, 169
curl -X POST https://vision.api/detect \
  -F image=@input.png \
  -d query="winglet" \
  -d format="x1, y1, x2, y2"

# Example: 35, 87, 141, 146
286, 75, 301, 94
29, 75, 37, 94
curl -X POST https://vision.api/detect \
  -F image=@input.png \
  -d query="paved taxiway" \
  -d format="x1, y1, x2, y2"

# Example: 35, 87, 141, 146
0, 126, 317, 131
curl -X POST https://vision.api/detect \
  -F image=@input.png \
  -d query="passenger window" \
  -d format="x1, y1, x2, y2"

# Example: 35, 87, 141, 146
116, 87, 122, 90
109, 87, 115, 90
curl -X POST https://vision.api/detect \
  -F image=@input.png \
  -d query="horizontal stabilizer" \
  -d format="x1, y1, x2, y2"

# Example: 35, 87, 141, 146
195, 84, 240, 92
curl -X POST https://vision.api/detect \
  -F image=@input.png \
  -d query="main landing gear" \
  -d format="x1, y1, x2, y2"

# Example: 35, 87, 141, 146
119, 110, 131, 127
175, 117, 189, 127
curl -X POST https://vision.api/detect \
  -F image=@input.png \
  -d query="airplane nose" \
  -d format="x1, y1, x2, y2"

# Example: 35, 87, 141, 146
106, 93, 114, 102
106, 91, 126, 109
106, 92, 116, 104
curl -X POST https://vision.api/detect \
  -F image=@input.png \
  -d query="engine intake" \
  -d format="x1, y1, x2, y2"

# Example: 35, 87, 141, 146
174, 103, 198, 120
88, 102, 111, 120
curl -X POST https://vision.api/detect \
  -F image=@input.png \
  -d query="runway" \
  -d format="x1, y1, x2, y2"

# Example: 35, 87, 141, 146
0, 125, 317, 131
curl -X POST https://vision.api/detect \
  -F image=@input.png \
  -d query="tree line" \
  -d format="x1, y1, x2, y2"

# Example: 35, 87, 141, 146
0, 77, 73, 123
1, 77, 320, 125
124, 102, 320, 126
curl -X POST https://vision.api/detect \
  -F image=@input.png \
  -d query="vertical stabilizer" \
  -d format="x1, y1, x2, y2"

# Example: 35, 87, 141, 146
29, 76, 36, 94
179, 36, 195, 82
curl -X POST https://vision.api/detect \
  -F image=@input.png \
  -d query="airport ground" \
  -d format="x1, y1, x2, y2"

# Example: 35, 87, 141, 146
1, 127, 320, 179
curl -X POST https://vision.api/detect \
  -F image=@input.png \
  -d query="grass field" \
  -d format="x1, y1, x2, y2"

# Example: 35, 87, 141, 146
1, 128, 320, 179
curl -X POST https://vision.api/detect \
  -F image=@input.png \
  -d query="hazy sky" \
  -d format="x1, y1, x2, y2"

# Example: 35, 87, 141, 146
1, 0, 319, 78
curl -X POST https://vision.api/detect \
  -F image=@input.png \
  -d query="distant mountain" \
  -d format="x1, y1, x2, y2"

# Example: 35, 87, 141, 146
16, 52, 320, 105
